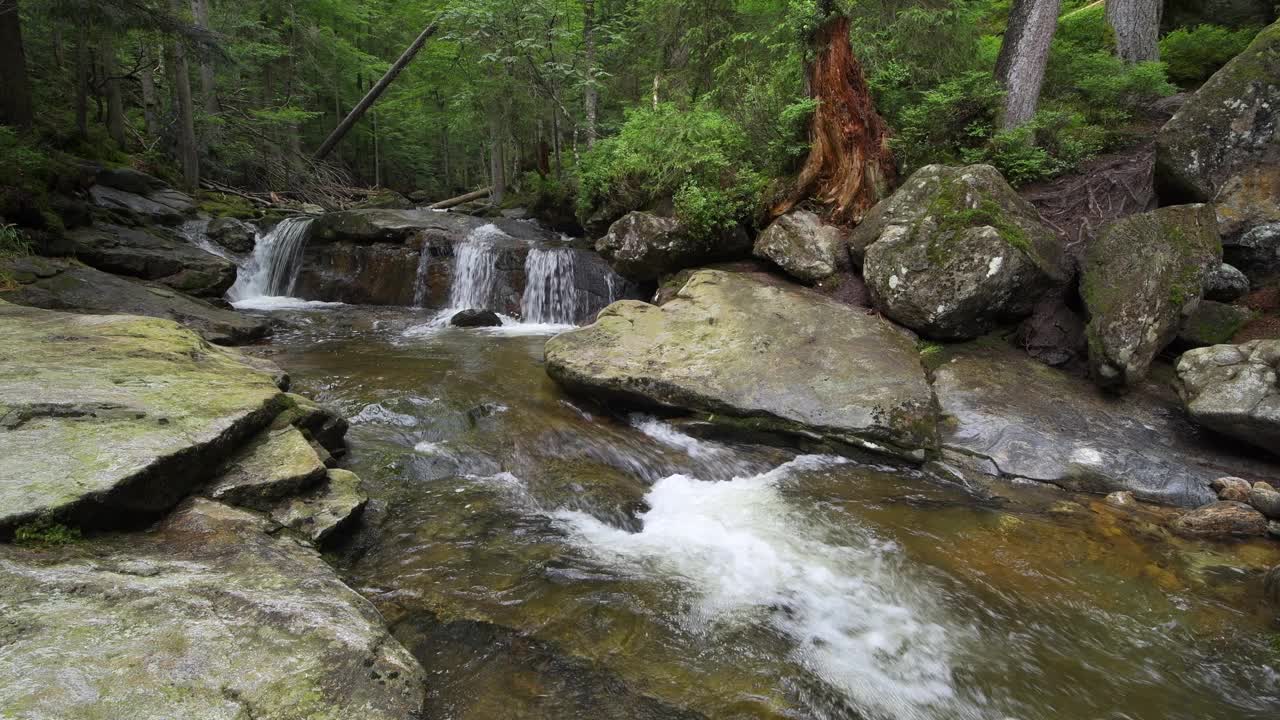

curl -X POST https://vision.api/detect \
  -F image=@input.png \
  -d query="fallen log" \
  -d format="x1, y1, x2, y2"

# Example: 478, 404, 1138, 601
199, 180, 273, 206
428, 187, 491, 210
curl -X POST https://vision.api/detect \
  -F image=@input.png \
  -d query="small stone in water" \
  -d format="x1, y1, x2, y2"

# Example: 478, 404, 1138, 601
1105, 491, 1136, 508
451, 309, 503, 328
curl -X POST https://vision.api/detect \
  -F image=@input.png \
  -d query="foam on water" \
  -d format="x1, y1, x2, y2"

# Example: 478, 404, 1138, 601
521, 247, 580, 324
231, 296, 345, 311
553, 455, 982, 720
228, 217, 315, 301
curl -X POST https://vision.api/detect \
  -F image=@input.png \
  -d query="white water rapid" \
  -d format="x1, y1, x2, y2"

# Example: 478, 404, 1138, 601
227, 217, 315, 303
520, 247, 581, 324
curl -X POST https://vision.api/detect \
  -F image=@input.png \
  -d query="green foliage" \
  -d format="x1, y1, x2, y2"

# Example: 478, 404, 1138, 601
1160, 25, 1261, 87
577, 104, 767, 237
13, 516, 82, 547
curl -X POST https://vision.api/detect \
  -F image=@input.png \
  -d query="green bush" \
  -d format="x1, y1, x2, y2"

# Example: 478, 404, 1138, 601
1160, 24, 1260, 86
13, 515, 82, 547
576, 104, 767, 238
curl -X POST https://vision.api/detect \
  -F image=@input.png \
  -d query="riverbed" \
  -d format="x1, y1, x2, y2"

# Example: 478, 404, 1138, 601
252, 305, 1280, 720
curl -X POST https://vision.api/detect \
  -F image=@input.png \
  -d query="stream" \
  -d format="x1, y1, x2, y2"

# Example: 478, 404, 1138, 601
244, 305, 1280, 720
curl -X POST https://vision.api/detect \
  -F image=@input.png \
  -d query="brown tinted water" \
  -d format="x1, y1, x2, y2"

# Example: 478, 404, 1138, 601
259, 306, 1280, 720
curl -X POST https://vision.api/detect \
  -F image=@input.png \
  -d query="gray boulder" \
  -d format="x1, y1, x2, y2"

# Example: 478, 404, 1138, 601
1224, 223, 1280, 280
859, 165, 1066, 340
65, 223, 237, 297
1, 256, 269, 345
205, 425, 328, 511
596, 211, 752, 283
89, 171, 195, 226
1083, 204, 1221, 389
271, 468, 368, 544
752, 210, 846, 283
0, 303, 282, 533
205, 216, 257, 253
1178, 339, 1280, 456
1156, 21, 1280, 242
545, 269, 938, 461
1204, 263, 1251, 301
932, 344, 1273, 507
1249, 481, 1280, 519
0, 497, 424, 720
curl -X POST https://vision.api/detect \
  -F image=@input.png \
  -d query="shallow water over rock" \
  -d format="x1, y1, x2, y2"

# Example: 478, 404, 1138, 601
257, 305, 1280, 720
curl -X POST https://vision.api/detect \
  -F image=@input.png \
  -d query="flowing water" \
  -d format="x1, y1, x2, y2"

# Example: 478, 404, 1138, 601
446, 224, 506, 312
521, 247, 581, 324
227, 216, 315, 301
249, 305, 1280, 720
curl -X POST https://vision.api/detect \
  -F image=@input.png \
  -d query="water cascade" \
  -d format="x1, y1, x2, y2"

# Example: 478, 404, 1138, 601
227, 217, 315, 301
445, 224, 505, 311
520, 247, 581, 324
412, 246, 432, 307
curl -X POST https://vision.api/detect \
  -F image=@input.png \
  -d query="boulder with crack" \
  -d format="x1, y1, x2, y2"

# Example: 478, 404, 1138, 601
1178, 339, 1280, 456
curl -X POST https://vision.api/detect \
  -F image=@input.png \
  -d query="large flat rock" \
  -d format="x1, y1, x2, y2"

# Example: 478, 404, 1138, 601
545, 269, 938, 460
934, 344, 1279, 507
0, 497, 424, 719
66, 223, 236, 297
1, 256, 269, 345
0, 303, 282, 532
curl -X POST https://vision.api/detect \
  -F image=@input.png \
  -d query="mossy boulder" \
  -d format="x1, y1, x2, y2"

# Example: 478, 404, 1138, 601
0, 302, 282, 533
859, 165, 1066, 340
271, 468, 368, 544
1083, 204, 1221, 389
752, 209, 846, 283
1156, 21, 1280, 242
0, 497, 424, 719
545, 269, 938, 461
65, 223, 236, 298
1177, 300, 1253, 347
205, 425, 328, 511
596, 211, 752, 283
1177, 339, 1280, 456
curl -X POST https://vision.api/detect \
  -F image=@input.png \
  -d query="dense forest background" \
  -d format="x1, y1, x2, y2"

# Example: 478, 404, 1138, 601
0, 0, 1274, 243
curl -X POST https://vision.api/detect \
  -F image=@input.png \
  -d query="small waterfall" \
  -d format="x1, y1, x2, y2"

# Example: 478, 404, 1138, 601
520, 247, 580, 324
446, 224, 505, 310
228, 217, 314, 301
412, 247, 431, 307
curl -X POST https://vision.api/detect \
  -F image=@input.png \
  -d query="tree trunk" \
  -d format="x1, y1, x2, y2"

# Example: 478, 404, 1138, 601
101, 35, 126, 148
140, 48, 160, 139
314, 21, 438, 160
995, 0, 1061, 129
583, 0, 598, 148
191, 0, 219, 112
167, 0, 199, 192
489, 108, 506, 205
1106, 0, 1162, 63
75, 22, 90, 140
0, 0, 33, 129
773, 14, 895, 226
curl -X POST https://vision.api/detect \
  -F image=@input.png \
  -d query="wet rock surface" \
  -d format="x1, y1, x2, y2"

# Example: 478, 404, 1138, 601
1156, 20, 1280, 241
933, 344, 1275, 507
206, 425, 328, 511
1173, 501, 1269, 538
205, 216, 257, 254
451, 308, 503, 327
89, 168, 196, 226
0, 303, 282, 532
0, 256, 269, 345
859, 164, 1066, 340
1178, 339, 1280, 456
0, 498, 424, 720
65, 222, 236, 297
546, 269, 938, 460
752, 209, 846, 283
1083, 204, 1221, 388
271, 468, 368, 544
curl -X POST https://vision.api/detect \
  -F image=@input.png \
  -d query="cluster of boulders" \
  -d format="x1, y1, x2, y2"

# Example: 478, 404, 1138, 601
561, 20, 1280, 531
1174, 477, 1280, 538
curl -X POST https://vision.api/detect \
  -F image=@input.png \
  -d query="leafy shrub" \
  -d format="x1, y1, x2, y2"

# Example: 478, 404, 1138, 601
576, 104, 767, 237
1161, 24, 1260, 86
14, 515, 82, 547
891, 71, 1006, 173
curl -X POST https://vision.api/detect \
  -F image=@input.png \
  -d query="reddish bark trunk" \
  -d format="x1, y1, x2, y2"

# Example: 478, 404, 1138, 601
775, 15, 896, 226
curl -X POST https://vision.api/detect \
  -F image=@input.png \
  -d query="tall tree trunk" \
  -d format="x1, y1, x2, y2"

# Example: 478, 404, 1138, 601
583, 0, 598, 147
489, 107, 506, 205
140, 48, 160, 139
995, 0, 1061, 129
167, 0, 199, 192
773, 13, 895, 225
1106, 0, 1162, 63
75, 22, 90, 140
191, 0, 219, 112
101, 35, 126, 148
314, 21, 438, 160
0, 0, 33, 129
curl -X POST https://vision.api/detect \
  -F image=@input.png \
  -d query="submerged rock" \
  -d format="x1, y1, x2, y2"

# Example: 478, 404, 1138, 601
1083, 204, 1221, 389
451, 308, 503, 327
1156, 20, 1280, 242
0, 497, 424, 719
0, 303, 282, 532
1172, 501, 1269, 538
65, 223, 236, 297
858, 164, 1066, 340
1178, 339, 1280, 456
0, 255, 269, 345
545, 269, 938, 461
932, 344, 1273, 507
596, 211, 751, 282
752, 209, 846, 283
